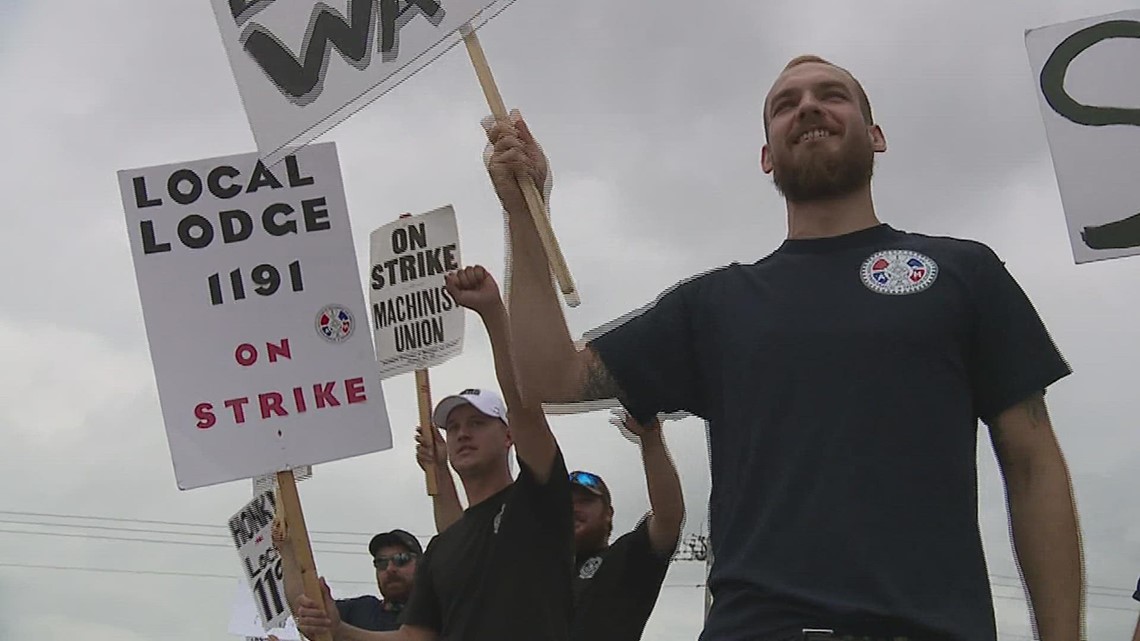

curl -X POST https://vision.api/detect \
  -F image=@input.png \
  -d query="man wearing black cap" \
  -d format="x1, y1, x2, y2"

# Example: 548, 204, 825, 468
568, 411, 684, 641
271, 523, 421, 632
293, 265, 574, 641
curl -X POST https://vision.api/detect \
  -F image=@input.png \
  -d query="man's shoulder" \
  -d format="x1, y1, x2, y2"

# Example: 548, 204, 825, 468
337, 594, 382, 609
890, 229, 999, 263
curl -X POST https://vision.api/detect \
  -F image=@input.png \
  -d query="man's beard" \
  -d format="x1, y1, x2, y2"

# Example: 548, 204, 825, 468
574, 521, 609, 555
771, 135, 874, 202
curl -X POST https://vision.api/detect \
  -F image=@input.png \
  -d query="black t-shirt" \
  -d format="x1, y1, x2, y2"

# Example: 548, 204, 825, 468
571, 517, 672, 641
335, 595, 401, 632
589, 224, 1071, 641
402, 447, 575, 640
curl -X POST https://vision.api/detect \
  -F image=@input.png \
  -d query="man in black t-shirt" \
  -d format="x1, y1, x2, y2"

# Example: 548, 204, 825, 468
293, 266, 574, 641
273, 523, 421, 632
415, 405, 682, 641
485, 55, 1083, 640
1131, 575, 1139, 641
569, 411, 683, 641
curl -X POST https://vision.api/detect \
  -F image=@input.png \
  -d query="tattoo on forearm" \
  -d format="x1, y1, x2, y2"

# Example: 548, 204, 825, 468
581, 355, 624, 403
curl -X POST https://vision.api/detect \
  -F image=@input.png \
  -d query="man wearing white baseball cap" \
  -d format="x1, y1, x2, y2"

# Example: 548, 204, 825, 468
294, 265, 575, 641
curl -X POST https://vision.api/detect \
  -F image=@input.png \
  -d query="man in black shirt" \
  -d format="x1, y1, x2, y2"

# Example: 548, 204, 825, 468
485, 55, 1083, 640
415, 406, 683, 641
569, 411, 683, 641
273, 524, 421, 632
1131, 575, 1139, 641
294, 265, 574, 641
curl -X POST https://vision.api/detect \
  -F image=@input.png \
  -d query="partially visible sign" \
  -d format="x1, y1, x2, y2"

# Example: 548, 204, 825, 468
1026, 9, 1140, 263
210, 0, 519, 163
369, 205, 464, 378
229, 491, 291, 631
229, 577, 302, 640
119, 143, 392, 490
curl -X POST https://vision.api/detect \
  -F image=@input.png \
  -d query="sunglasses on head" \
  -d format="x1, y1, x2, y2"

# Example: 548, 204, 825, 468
373, 552, 416, 569
569, 471, 604, 491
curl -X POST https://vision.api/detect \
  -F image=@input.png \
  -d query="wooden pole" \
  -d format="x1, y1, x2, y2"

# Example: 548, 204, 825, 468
415, 367, 439, 495
460, 23, 581, 308
275, 470, 333, 641
398, 212, 441, 496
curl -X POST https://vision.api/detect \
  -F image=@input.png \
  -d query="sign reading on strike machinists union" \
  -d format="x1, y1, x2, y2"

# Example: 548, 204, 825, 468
369, 205, 464, 378
119, 142, 392, 490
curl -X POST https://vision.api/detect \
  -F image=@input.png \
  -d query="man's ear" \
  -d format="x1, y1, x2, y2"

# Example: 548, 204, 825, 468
870, 124, 887, 153
761, 143, 774, 174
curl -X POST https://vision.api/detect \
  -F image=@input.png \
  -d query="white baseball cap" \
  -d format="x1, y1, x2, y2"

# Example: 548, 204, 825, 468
432, 388, 509, 428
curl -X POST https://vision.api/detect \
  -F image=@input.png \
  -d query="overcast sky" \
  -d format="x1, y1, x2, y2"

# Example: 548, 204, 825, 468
1, 0, 1139, 639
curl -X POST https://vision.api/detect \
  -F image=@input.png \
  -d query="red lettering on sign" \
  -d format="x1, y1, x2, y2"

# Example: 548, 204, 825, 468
235, 343, 258, 367
267, 338, 291, 363
313, 382, 340, 408
224, 397, 250, 424
345, 377, 366, 404
260, 392, 287, 419
197, 379, 365, 428
195, 403, 216, 429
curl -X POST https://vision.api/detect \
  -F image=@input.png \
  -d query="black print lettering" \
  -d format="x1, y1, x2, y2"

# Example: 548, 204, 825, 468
1040, 19, 1140, 251
227, 491, 277, 547
369, 243, 458, 289
239, 0, 446, 104
209, 260, 303, 306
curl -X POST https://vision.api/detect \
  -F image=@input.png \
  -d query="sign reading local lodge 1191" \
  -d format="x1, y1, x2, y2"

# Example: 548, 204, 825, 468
119, 142, 392, 490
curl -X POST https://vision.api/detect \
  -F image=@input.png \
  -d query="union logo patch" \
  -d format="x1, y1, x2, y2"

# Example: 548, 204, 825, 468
859, 250, 939, 295
315, 304, 354, 343
579, 556, 603, 579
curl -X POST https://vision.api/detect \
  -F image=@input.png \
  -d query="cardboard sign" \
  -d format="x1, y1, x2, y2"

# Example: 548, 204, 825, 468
228, 491, 293, 631
118, 142, 392, 490
1026, 9, 1140, 263
228, 578, 302, 640
210, 0, 518, 163
369, 205, 464, 378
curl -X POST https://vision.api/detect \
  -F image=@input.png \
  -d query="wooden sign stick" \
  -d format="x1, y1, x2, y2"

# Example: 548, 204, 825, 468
397, 212, 441, 496
460, 23, 581, 308
415, 368, 440, 495
275, 469, 333, 641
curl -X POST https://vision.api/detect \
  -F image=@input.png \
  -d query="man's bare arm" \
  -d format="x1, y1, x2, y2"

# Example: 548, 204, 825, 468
416, 427, 463, 532
988, 392, 1084, 641
481, 300, 558, 482
635, 421, 685, 556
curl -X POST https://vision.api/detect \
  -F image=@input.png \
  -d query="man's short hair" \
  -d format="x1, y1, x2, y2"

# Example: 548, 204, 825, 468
763, 55, 874, 139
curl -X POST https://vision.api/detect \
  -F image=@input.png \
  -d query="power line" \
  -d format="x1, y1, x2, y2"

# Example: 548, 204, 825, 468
0, 528, 363, 556
0, 562, 373, 586
0, 509, 402, 539
3, 510, 1137, 597
0, 518, 361, 547
0, 562, 1135, 613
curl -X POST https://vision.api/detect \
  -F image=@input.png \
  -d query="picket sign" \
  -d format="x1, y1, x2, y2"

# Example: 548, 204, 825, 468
118, 143, 392, 491
1026, 8, 1140, 263
370, 208, 467, 494
208, 0, 581, 306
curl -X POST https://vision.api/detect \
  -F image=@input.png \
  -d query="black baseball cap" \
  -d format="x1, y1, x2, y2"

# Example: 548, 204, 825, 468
569, 470, 611, 505
368, 529, 423, 557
